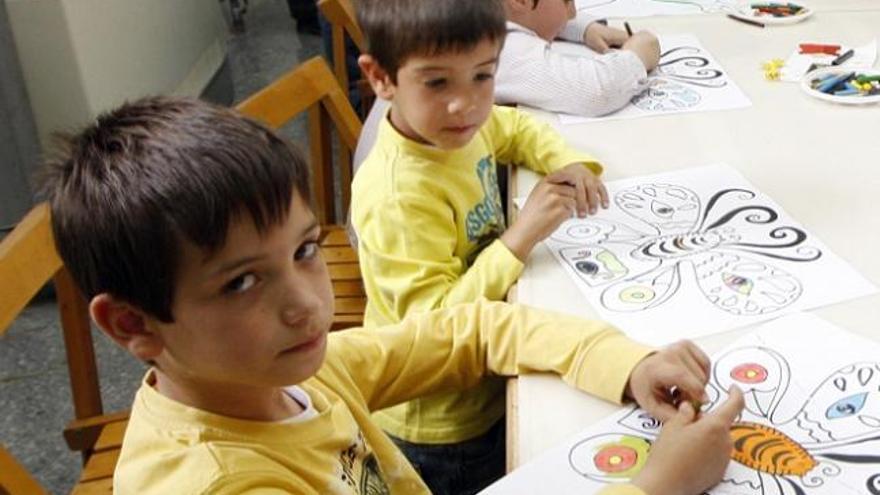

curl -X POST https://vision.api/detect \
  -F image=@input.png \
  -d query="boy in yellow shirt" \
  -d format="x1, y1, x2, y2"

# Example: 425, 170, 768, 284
42, 97, 741, 494
351, 0, 618, 489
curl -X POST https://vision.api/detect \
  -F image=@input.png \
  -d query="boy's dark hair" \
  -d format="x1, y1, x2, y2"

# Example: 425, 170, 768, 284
41, 97, 310, 322
356, 0, 507, 82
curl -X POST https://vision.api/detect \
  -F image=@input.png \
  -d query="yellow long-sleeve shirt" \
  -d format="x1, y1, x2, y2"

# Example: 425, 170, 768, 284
351, 105, 602, 443
114, 301, 650, 494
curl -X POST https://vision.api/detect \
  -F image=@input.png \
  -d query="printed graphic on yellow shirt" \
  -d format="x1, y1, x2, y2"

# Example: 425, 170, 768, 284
338, 431, 390, 494
465, 157, 505, 266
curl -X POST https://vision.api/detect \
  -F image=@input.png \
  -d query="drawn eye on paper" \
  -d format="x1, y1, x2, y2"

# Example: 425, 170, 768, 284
568, 348, 880, 494
550, 185, 821, 316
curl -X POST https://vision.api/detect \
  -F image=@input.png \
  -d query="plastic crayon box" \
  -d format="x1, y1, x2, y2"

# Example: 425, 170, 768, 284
809, 72, 880, 96
749, 2, 804, 17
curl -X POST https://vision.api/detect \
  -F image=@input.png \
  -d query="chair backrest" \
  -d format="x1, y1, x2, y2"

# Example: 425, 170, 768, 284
317, 0, 365, 95
0, 445, 48, 495
236, 56, 362, 226
0, 203, 103, 455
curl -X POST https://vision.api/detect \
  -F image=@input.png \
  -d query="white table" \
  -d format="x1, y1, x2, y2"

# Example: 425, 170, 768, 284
508, 7, 880, 469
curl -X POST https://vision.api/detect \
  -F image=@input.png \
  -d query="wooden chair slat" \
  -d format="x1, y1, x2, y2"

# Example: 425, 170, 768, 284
323, 246, 358, 263
92, 419, 129, 452
69, 477, 113, 495
320, 227, 353, 247
78, 450, 119, 482
328, 263, 362, 280
0, 204, 62, 334
332, 279, 364, 296
334, 296, 367, 314
0, 445, 48, 495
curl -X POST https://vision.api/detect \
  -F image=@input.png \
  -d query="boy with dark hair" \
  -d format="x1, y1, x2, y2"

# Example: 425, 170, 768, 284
350, 0, 716, 492
43, 96, 742, 494
498, 0, 661, 117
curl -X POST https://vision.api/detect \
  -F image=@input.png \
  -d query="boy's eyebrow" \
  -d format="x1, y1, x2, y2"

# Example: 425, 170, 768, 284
209, 219, 320, 277
415, 56, 499, 73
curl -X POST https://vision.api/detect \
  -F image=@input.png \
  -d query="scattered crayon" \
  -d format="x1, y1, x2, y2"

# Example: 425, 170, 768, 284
799, 43, 840, 55
831, 48, 855, 66
761, 58, 785, 81
727, 13, 765, 28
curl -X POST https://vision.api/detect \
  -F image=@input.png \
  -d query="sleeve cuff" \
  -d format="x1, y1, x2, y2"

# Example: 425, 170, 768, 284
598, 484, 649, 495
574, 332, 655, 404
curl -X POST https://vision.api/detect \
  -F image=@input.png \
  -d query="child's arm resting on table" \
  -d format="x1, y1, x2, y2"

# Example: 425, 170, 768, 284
331, 299, 654, 411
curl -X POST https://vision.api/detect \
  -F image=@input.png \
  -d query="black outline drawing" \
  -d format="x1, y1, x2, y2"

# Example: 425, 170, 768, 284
549, 183, 822, 317
568, 346, 880, 494
577, 0, 736, 15
629, 44, 731, 111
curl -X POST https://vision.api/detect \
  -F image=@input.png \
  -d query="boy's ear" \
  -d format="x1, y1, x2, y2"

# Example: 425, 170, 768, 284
89, 293, 164, 361
505, 0, 533, 16
358, 54, 396, 100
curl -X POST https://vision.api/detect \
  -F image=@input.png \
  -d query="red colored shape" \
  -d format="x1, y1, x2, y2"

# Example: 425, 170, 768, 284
594, 445, 638, 473
731, 363, 769, 384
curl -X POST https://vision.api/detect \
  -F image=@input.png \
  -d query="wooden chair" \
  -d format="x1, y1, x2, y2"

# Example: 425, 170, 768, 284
0, 445, 49, 495
318, 0, 364, 93
0, 203, 118, 494
237, 56, 365, 330
0, 57, 363, 494
317, 0, 375, 120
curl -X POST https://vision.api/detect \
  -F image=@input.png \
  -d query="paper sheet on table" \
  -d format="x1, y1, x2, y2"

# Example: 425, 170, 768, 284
482, 312, 880, 495
556, 34, 751, 125
780, 39, 878, 82
575, 0, 738, 18
514, 164, 876, 346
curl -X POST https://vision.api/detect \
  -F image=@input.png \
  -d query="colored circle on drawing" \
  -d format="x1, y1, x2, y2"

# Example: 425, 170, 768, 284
730, 363, 769, 384
620, 285, 655, 303
594, 445, 638, 473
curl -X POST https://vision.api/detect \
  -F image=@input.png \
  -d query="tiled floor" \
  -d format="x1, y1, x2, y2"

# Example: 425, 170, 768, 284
0, 1, 323, 492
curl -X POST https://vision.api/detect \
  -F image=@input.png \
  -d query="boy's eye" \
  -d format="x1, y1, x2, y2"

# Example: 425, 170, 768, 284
225, 273, 257, 294
295, 241, 320, 261
475, 72, 494, 82
425, 78, 447, 89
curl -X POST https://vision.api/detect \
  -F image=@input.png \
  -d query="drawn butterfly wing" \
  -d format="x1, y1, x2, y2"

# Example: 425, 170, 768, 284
549, 218, 645, 246
614, 183, 700, 235
794, 363, 880, 446
692, 251, 802, 316
568, 432, 653, 484
713, 346, 790, 422
600, 262, 681, 312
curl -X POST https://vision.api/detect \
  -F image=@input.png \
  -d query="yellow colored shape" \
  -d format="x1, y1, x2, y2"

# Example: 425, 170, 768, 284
620, 285, 655, 303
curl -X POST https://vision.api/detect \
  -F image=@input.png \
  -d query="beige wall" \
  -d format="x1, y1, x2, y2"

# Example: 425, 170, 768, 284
6, 0, 227, 148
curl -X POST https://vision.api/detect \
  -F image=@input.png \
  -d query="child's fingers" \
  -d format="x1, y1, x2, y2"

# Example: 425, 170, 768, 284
574, 179, 588, 217
665, 400, 696, 427
710, 386, 744, 424
598, 182, 610, 208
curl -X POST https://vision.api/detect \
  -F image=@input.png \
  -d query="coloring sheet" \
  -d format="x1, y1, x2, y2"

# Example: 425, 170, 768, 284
554, 34, 752, 124
483, 312, 880, 495
576, 0, 738, 18
539, 164, 876, 345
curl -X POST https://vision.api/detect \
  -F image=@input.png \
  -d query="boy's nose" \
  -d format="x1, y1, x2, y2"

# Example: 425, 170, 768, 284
448, 92, 476, 115
280, 274, 322, 326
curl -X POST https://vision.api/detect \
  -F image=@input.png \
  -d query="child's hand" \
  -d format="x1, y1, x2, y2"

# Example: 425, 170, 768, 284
502, 177, 578, 261
622, 31, 661, 71
545, 163, 609, 217
625, 340, 711, 422
583, 23, 629, 53
632, 387, 744, 495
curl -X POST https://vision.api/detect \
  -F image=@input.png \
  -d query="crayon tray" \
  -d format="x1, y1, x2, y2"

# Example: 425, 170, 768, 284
735, 1, 813, 25
801, 67, 880, 105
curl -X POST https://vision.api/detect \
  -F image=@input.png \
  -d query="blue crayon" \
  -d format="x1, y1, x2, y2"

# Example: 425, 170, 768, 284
833, 88, 859, 96
817, 72, 854, 94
